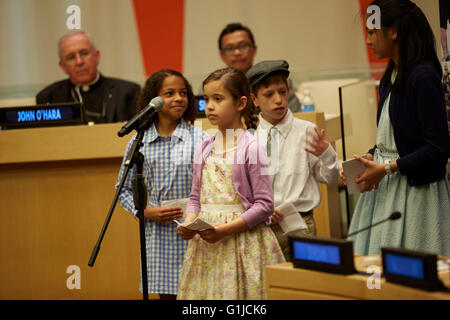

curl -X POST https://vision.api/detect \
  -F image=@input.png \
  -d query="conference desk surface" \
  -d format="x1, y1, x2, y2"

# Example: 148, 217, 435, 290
265, 255, 450, 300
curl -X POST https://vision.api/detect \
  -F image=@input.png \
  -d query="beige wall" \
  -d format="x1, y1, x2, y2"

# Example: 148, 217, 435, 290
183, 0, 370, 91
0, 0, 145, 96
416, 0, 441, 60
0, 0, 442, 98
183, 0, 441, 89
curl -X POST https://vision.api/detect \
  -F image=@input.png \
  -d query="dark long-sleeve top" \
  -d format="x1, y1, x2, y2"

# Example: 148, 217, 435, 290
369, 62, 450, 186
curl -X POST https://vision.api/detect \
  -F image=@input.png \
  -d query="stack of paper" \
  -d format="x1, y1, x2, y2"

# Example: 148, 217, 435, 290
174, 217, 214, 231
342, 158, 366, 194
161, 197, 190, 219
277, 202, 308, 235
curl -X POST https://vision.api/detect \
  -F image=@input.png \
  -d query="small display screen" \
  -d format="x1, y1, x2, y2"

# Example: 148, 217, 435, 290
384, 253, 425, 280
293, 241, 341, 265
197, 98, 205, 112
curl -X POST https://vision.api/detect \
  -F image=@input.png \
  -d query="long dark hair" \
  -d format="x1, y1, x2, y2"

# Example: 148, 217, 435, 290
203, 67, 258, 130
136, 69, 197, 124
369, 0, 442, 91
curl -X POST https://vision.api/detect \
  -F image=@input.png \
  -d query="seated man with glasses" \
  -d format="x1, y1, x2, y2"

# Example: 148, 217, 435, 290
36, 30, 141, 124
218, 23, 301, 112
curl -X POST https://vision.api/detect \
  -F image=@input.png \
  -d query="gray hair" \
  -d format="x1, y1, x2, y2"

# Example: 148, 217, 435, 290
58, 30, 97, 60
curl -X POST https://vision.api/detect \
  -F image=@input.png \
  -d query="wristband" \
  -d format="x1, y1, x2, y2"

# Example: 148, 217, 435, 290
384, 159, 392, 176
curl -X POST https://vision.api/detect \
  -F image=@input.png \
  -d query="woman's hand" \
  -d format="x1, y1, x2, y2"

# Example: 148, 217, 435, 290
144, 206, 183, 222
353, 155, 386, 192
340, 153, 374, 186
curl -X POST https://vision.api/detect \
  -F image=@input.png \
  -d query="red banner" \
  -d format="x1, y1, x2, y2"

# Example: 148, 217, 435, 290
132, 0, 185, 77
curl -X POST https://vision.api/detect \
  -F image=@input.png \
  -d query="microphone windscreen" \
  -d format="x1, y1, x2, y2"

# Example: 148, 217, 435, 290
150, 96, 164, 111
390, 211, 401, 220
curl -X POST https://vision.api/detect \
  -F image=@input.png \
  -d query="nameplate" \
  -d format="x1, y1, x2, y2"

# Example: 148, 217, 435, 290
0, 102, 84, 130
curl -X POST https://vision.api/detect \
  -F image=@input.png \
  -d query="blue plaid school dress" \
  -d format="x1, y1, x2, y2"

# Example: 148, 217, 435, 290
116, 119, 208, 295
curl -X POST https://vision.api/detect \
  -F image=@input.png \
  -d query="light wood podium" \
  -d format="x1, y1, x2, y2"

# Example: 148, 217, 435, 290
0, 123, 144, 299
0, 112, 340, 299
265, 256, 450, 300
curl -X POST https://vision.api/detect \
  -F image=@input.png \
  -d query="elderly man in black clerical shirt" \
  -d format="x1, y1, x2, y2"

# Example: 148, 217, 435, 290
36, 30, 141, 124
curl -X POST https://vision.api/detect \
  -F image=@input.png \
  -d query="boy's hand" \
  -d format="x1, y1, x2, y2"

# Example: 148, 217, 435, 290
305, 127, 329, 157
269, 208, 284, 224
339, 168, 347, 185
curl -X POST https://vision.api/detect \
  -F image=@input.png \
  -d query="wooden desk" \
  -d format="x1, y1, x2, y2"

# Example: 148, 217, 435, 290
0, 123, 146, 299
265, 256, 450, 300
0, 112, 340, 299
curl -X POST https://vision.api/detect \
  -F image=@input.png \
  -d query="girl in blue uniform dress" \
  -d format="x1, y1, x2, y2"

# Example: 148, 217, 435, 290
116, 69, 208, 299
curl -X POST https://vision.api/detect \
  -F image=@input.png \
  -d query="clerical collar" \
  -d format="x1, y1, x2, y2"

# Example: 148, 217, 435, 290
74, 73, 100, 92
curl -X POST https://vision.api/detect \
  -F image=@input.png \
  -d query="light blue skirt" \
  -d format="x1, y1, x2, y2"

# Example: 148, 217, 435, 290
348, 91, 450, 257
348, 151, 450, 256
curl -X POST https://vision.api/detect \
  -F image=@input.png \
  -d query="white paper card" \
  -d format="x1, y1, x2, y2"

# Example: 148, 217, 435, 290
342, 158, 366, 195
161, 197, 189, 219
174, 217, 214, 231
277, 202, 308, 235
437, 259, 450, 272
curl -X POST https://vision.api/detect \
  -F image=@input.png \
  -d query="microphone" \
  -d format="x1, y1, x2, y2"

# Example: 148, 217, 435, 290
344, 211, 401, 239
117, 96, 164, 137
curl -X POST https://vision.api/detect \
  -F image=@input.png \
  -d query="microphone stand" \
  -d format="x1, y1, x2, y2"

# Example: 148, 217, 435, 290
344, 213, 400, 239
88, 128, 149, 300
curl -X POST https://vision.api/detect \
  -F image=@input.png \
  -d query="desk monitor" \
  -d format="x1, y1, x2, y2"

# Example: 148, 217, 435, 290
195, 95, 206, 118
0, 102, 85, 130
289, 235, 356, 275
381, 247, 444, 291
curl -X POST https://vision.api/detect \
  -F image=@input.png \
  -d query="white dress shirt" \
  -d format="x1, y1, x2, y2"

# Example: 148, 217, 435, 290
255, 109, 339, 212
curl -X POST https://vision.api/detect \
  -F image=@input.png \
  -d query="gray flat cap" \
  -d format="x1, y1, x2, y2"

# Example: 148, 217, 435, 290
246, 60, 290, 89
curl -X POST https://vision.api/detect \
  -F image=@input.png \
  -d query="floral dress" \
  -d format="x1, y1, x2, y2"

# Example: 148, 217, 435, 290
177, 146, 285, 300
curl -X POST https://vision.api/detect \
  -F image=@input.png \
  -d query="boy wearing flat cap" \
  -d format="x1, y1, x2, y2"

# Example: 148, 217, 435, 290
247, 60, 339, 261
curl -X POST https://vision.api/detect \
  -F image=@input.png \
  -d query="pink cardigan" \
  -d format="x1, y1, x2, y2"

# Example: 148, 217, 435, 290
186, 131, 274, 229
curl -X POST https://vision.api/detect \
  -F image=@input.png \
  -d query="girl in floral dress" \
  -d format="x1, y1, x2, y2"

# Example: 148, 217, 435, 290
177, 68, 285, 299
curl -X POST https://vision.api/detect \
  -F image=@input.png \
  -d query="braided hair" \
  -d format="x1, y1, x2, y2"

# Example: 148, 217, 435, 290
202, 67, 259, 129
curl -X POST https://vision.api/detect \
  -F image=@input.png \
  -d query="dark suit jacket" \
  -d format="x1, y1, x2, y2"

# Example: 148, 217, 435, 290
36, 75, 141, 123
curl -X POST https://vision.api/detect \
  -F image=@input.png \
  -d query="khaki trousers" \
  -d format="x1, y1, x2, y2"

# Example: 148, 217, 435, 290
270, 213, 317, 262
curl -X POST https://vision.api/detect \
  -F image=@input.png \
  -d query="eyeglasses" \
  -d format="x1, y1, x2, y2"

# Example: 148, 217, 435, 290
221, 43, 253, 56
63, 49, 92, 64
